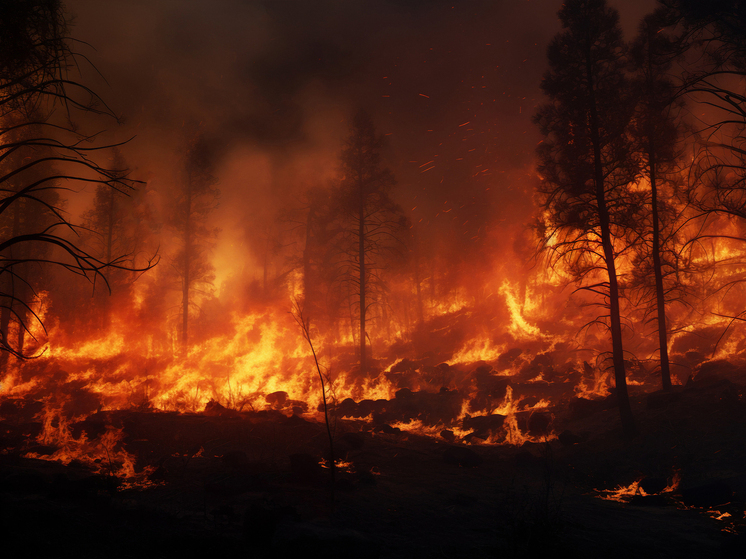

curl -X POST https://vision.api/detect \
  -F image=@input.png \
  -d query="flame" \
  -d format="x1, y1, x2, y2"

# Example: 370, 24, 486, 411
597, 471, 680, 502
499, 281, 542, 339
23, 402, 138, 480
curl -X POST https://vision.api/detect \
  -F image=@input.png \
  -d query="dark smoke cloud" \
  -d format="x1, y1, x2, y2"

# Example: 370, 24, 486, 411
63, 0, 656, 289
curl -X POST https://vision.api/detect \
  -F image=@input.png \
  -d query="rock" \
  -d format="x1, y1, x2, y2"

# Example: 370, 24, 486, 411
443, 446, 482, 468
462, 432, 486, 444
377, 424, 402, 435
358, 399, 386, 418
203, 399, 241, 418
266, 391, 289, 409
284, 413, 307, 426
462, 414, 505, 439
440, 429, 456, 443
336, 398, 359, 417
681, 480, 732, 508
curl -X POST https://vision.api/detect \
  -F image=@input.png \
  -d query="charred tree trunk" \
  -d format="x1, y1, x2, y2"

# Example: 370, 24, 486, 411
645, 29, 672, 392
302, 204, 316, 312
413, 235, 425, 325
102, 185, 116, 328
587, 50, 637, 438
358, 165, 366, 375
649, 134, 672, 390
181, 171, 192, 354
0, 201, 21, 352
15, 274, 27, 354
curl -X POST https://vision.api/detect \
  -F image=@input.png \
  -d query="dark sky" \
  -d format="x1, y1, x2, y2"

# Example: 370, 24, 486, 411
65, 0, 657, 289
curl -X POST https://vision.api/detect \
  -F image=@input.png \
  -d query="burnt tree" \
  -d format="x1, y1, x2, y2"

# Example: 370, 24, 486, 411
335, 111, 406, 375
628, 10, 687, 391
171, 132, 219, 354
534, 0, 638, 437
81, 148, 152, 327
659, 1, 746, 339
0, 0, 156, 358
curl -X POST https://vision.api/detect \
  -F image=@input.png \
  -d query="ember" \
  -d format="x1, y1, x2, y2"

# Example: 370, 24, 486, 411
3, 0, 746, 556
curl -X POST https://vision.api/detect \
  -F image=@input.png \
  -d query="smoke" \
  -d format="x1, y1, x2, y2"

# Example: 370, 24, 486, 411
57, 0, 657, 332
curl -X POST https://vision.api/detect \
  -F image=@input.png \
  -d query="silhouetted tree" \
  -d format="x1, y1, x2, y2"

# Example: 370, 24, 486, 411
658, 1, 746, 340
534, 0, 638, 437
80, 148, 153, 327
0, 0, 156, 358
0, 117, 61, 354
628, 9, 687, 390
333, 110, 407, 375
170, 132, 219, 353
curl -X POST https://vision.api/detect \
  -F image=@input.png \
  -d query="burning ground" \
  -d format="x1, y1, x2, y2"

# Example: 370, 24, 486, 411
3, 308, 746, 557
3, 356, 746, 557
4, 0, 746, 557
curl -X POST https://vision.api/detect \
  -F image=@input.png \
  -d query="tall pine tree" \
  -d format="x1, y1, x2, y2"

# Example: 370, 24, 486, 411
335, 110, 406, 375
171, 132, 219, 354
534, 0, 638, 437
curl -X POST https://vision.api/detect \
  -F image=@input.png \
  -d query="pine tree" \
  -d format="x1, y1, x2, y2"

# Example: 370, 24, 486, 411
171, 131, 219, 354
629, 10, 686, 391
80, 148, 148, 326
534, 0, 639, 437
335, 110, 406, 375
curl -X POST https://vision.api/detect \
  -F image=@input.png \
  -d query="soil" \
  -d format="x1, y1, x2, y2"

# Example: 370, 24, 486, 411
2, 370, 746, 558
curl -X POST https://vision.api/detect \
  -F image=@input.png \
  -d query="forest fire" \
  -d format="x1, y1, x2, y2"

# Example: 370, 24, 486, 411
4, 0, 746, 557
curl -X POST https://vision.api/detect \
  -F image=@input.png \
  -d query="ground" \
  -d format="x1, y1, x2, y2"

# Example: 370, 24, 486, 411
2, 365, 746, 558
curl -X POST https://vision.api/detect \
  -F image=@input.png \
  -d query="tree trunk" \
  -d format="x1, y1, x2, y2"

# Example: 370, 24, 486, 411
103, 186, 115, 328
646, 32, 672, 391
649, 136, 672, 390
358, 163, 366, 375
181, 171, 192, 355
413, 235, 425, 325
0, 205, 20, 351
587, 49, 637, 438
1, 201, 22, 357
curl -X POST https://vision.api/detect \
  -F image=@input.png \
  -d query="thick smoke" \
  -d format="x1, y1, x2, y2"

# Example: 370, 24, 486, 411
63, 0, 561, 282
0, 0, 661, 411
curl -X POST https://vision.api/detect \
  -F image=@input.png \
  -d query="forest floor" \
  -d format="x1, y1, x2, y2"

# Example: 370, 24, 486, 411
2, 363, 746, 558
